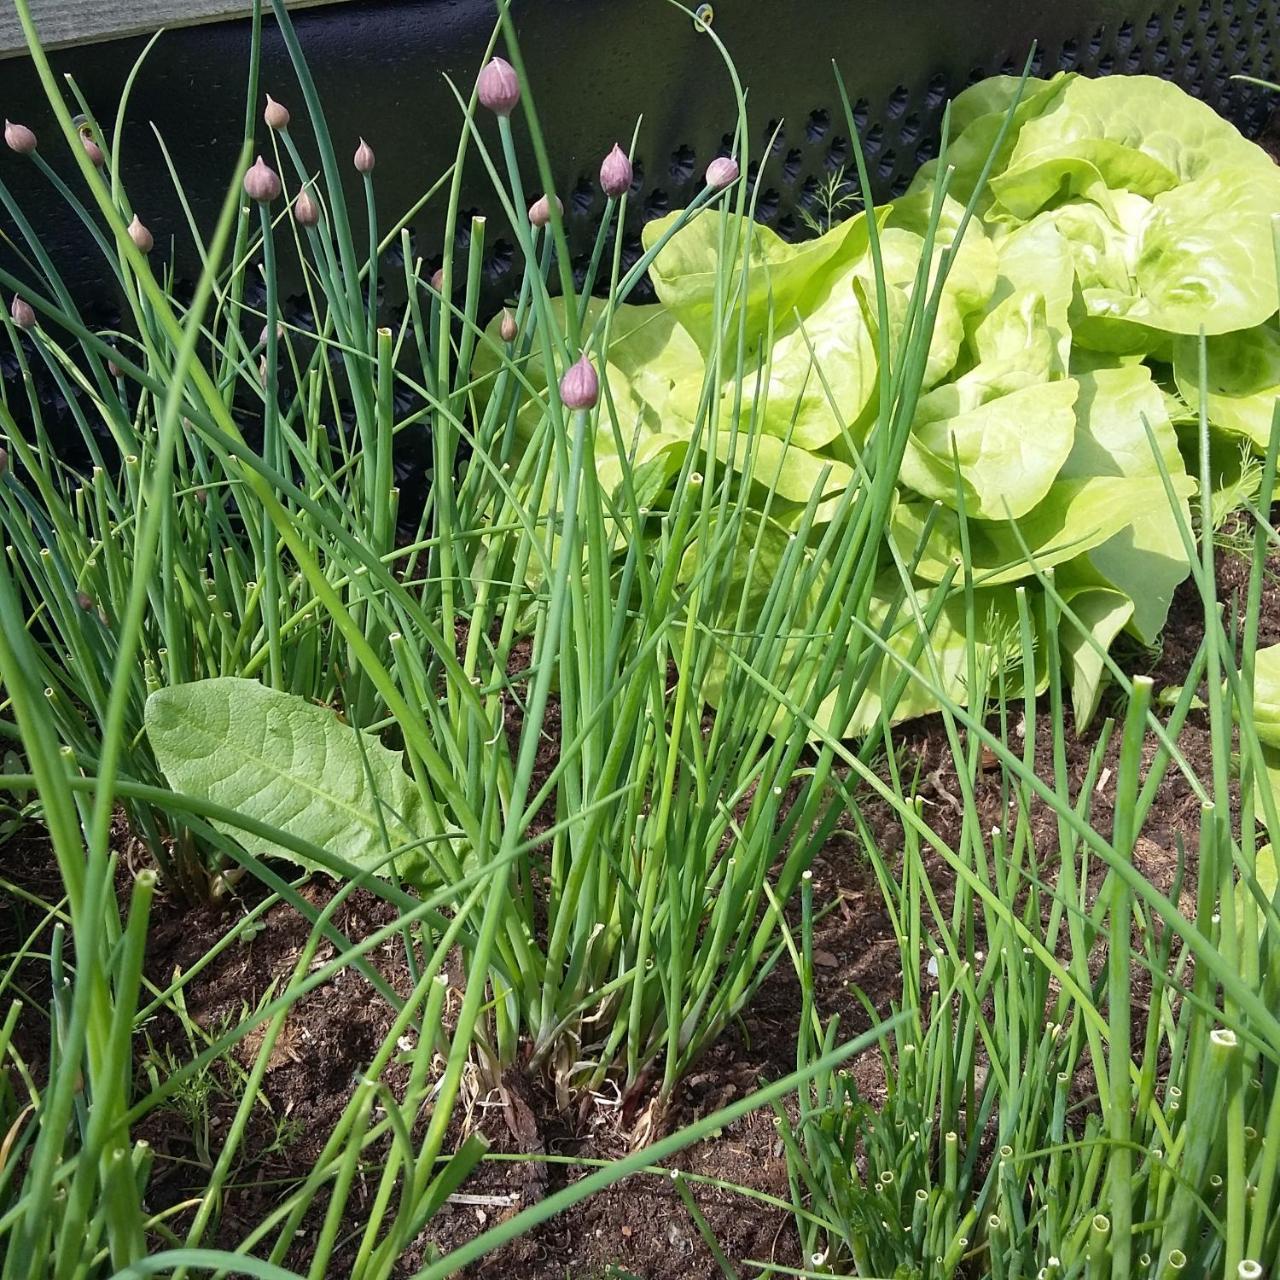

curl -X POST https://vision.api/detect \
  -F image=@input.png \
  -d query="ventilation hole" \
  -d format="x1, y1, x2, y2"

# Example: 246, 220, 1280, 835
966, 65, 985, 85
826, 135, 849, 170
1181, 31, 1195, 54
1117, 19, 1135, 46
899, 114, 921, 145
1087, 27, 1104, 57
799, 175, 820, 208
775, 214, 798, 239
484, 240, 514, 280
1098, 52, 1115, 73
924, 74, 948, 110
805, 108, 830, 142
1198, 0, 1211, 22
1060, 38, 1079, 69
851, 99, 869, 130
669, 145, 696, 182
570, 177, 595, 215
756, 188, 780, 221
915, 138, 938, 166
1029, 48, 1046, 74
887, 85, 909, 118
889, 172, 911, 197
863, 123, 883, 157
764, 118, 785, 153
999, 56, 1018, 76
643, 189, 669, 220
782, 147, 803, 183
1146, 12, 1161, 38
876, 149, 897, 180
1173, 3, 1188, 25
1126, 46, 1144, 71
718, 133, 735, 157
1154, 37, 1171, 65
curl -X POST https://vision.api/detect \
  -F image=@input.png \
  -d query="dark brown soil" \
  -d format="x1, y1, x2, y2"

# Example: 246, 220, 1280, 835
0, 536, 1271, 1278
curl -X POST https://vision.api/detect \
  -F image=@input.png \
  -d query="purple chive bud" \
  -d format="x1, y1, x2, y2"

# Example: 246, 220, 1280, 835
599, 143, 633, 198
76, 591, 94, 612
528, 193, 563, 228
499, 308, 517, 342
293, 189, 319, 227
263, 94, 291, 131
107, 359, 123, 378
243, 155, 282, 203
476, 57, 520, 116
705, 155, 739, 190
559, 354, 599, 410
0, 446, 8, 476
10, 296, 34, 330
430, 267, 445, 292
4, 120, 36, 154
354, 138, 375, 174
81, 135, 104, 168
128, 214, 154, 254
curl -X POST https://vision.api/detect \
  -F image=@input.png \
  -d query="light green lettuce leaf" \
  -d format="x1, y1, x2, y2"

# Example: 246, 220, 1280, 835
1173, 321, 1280, 450
991, 74, 1276, 219
908, 74, 1074, 209
1059, 585, 1135, 727
892, 471, 1192, 588
1251, 644, 1280, 749
643, 206, 873, 356
1060, 366, 1193, 642
988, 213, 1076, 375
900, 290, 1078, 518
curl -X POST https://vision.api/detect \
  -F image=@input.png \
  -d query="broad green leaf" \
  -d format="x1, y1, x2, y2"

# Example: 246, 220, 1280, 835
1173, 322, 1280, 450
908, 74, 1073, 209
1251, 644, 1280, 749
891, 471, 1194, 588
643, 207, 873, 356
862, 194, 1000, 389
991, 75, 1276, 218
1060, 366, 1193, 642
838, 578, 1032, 738
145, 678, 430, 881
900, 291, 1078, 519
1059, 585, 1134, 727
989, 213, 1076, 375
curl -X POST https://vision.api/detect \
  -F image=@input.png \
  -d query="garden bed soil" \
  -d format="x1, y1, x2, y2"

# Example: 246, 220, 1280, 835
0, 535, 1270, 1278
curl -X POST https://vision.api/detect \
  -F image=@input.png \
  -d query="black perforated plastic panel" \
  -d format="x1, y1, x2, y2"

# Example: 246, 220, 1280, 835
0, 0, 1276, 437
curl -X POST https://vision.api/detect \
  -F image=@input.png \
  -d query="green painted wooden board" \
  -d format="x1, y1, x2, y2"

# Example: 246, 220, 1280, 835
0, 0, 349, 59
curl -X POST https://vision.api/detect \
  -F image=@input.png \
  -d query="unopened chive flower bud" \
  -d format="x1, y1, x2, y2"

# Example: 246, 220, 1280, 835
599, 143, 633, 198
128, 214, 153, 253
10, 295, 34, 330
430, 267, 445, 292
528, 193, 562, 228
354, 138, 375, 174
76, 591, 94, 612
243, 155, 282, 203
559, 353, 598, 410
4, 120, 36, 154
294, 189, 319, 227
107, 359, 123, 378
81, 135, 104, 167
476, 57, 520, 116
263, 94, 290, 131
705, 155, 739, 190
0, 446, 7, 475
499, 308, 517, 342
